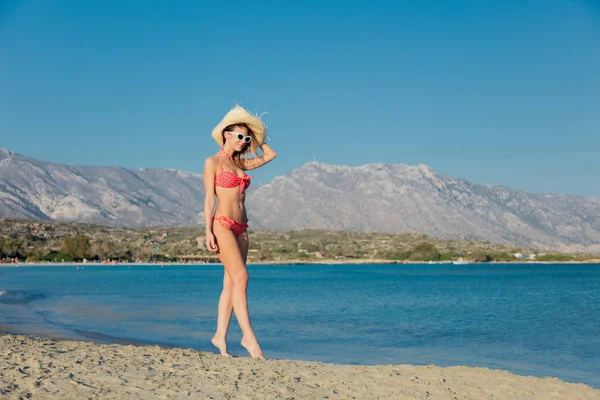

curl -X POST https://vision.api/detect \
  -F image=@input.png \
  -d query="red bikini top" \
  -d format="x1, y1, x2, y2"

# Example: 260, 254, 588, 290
214, 148, 254, 193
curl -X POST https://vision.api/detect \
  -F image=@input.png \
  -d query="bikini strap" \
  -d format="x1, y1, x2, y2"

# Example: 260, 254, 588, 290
219, 148, 237, 172
219, 148, 225, 173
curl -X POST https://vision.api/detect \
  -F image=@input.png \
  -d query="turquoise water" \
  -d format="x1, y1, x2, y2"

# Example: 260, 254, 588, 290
1, 263, 599, 388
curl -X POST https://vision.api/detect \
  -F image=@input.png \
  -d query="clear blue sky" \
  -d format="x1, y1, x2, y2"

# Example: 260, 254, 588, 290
1, 0, 599, 197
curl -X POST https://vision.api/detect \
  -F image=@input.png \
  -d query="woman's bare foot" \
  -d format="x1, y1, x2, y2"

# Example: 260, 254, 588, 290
211, 335, 232, 357
241, 336, 264, 359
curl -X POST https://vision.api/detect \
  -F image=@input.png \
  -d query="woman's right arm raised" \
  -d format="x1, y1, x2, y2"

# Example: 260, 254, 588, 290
203, 157, 218, 252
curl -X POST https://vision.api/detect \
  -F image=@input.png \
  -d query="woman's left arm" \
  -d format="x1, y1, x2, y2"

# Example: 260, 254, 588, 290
241, 144, 277, 171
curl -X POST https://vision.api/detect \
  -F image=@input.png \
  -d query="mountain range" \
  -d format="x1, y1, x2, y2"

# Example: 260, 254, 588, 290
1, 148, 599, 253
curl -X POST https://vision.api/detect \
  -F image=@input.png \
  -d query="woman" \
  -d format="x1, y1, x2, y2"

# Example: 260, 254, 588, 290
203, 105, 276, 359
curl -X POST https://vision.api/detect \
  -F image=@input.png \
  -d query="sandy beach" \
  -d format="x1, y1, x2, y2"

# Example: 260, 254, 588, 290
1, 335, 598, 400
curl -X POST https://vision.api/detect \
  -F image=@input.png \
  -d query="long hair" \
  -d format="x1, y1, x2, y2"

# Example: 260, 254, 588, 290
221, 123, 260, 169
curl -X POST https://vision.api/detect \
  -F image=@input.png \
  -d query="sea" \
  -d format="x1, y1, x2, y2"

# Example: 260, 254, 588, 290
0, 263, 599, 388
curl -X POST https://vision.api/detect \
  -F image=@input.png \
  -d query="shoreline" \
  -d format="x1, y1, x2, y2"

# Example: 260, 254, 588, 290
1, 333, 598, 399
2, 301, 599, 392
2, 265, 599, 398
2, 260, 600, 268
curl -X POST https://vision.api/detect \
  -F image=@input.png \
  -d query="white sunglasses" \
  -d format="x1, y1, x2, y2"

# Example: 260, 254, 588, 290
226, 131, 252, 144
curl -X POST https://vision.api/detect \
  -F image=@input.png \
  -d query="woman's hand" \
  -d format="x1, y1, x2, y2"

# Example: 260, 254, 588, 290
206, 232, 218, 252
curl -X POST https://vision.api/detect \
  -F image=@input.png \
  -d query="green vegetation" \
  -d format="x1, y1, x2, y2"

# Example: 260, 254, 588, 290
0, 218, 598, 264
535, 253, 574, 262
61, 235, 91, 261
40, 252, 74, 262
408, 242, 440, 261
0, 237, 25, 259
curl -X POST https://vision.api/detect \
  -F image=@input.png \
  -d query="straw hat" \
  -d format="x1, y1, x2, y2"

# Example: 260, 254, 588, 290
211, 105, 266, 147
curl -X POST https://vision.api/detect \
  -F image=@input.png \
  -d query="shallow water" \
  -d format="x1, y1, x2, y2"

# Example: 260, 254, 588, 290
1, 263, 599, 388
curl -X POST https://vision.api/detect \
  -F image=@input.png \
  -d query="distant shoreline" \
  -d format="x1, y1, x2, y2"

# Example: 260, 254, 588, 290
2, 260, 600, 268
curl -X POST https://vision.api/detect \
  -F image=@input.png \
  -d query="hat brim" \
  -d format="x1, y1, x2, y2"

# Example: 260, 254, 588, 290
211, 105, 266, 147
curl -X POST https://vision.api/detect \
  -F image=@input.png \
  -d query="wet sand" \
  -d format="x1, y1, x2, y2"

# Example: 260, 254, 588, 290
1, 334, 598, 399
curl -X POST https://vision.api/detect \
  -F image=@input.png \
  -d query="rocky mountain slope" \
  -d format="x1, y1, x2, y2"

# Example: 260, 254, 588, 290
0, 149, 205, 227
247, 162, 600, 252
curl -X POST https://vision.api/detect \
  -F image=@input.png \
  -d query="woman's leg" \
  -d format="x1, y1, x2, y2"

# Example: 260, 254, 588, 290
213, 223, 263, 359
212, 230, 250, 356
211, 269, 233, 356
238, 231, 249, 264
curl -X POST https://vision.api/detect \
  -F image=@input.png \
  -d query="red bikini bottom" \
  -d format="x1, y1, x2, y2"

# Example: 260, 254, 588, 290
213, 216, 248, 238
